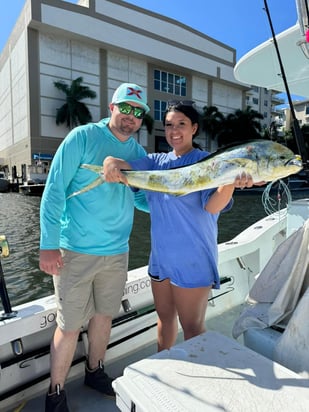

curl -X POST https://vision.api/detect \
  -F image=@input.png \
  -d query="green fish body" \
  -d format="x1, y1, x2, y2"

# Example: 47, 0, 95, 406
68, 140, 303, 198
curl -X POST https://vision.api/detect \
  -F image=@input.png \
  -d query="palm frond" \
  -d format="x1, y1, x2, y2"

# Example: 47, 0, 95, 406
54, 77, 97, 129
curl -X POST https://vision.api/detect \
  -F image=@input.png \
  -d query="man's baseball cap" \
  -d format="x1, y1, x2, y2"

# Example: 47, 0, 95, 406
112, 83, 150, 113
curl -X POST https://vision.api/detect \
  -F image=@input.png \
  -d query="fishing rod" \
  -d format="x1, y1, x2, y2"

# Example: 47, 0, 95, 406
263, 0, 309, 168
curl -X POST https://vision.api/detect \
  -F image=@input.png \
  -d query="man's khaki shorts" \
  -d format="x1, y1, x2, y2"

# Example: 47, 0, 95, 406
53, 250, 128, 331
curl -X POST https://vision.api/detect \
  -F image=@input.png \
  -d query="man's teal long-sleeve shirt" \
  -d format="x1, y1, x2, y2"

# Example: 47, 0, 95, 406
40, 118, 148, 255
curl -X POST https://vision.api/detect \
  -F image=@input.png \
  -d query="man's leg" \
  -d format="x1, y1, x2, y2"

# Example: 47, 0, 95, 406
84, 313, 115, 396
50, 326, 80, 391
45, 326, 80, 411
87, 313, 112, 368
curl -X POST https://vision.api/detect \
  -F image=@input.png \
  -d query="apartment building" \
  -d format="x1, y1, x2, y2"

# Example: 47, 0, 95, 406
0, 0, 250, 175
273, 99, 309, 136
245, 86, 285, 131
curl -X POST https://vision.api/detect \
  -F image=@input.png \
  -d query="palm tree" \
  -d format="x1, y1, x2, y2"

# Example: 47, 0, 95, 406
54, 77, 97, 129
202, 105, 225, 141
142, 113, 154, 134
218, 106, 264, 147
136, 113, 154, 144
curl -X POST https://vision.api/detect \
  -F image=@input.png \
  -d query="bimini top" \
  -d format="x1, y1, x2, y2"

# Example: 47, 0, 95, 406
234, 22, 309, 99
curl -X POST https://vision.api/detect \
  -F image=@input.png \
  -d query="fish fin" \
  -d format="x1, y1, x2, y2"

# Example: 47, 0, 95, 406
67, 176, 104, 199
205, 140, 261, 158
162, 140, 262, 171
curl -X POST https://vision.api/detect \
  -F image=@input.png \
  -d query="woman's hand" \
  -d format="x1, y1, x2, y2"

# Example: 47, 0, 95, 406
233, 172, 266, 189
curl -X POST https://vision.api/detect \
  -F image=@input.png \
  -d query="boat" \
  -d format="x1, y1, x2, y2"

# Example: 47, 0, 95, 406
1, 196, 309, 411
1, 0, 309, 410
19, 164, 48, 196
0, 171, 9, 193
19, 182, 46, 196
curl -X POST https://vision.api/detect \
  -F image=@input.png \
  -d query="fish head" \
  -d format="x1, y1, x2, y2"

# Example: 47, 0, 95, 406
264, 143, 303, 180
285, 154, 303, 169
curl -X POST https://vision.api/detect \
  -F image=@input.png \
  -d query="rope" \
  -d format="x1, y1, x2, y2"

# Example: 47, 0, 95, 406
261, 179, 292, 216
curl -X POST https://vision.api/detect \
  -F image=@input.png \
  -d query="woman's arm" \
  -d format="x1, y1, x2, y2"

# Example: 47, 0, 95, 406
206, 173, 265, 214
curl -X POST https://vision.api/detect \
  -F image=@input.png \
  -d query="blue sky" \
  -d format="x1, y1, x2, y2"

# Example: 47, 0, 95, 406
1, 0, 300, 102
126, 0, 298, 60
1, 0, 298, 58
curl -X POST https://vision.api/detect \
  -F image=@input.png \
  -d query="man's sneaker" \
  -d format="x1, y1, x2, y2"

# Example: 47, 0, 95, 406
84, 359, 115, 397
45, 384, 70, 412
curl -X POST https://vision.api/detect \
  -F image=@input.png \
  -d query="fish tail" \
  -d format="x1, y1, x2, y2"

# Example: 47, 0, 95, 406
67, 176, 104, 199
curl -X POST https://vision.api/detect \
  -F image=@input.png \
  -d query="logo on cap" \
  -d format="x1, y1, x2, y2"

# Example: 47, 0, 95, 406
127, 87, 142, 99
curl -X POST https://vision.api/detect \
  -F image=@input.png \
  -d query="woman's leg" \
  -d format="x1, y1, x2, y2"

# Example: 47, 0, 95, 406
151, 278, 178, 351
172, 285, 211, 341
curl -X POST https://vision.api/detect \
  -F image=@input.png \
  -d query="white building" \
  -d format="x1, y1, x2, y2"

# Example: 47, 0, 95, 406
0, 0, 250, 175
245, 86, 285, 131
275, 99, 309, 135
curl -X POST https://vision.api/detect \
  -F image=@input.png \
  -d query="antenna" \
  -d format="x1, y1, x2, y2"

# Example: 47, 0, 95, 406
263, 0, 308, 168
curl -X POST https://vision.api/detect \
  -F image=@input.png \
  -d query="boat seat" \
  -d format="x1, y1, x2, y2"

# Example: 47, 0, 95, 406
243, 327, 282, 361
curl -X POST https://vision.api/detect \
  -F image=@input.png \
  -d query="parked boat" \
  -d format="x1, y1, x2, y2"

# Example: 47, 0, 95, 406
0, 171, 9, 193
19, 182, 45, 196
19, 164, 48, 196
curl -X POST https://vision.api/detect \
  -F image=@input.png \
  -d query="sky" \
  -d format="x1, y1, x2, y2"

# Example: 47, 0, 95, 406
1, 0, 298, 58
0, 0, 300, 101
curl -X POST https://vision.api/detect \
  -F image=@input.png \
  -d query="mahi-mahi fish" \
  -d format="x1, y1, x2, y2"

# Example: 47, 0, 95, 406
67, 140, 303, 198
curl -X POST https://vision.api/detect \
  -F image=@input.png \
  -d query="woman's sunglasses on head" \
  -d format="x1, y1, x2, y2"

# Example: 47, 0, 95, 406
116, 102, 146, 119
167, 100, 196, 108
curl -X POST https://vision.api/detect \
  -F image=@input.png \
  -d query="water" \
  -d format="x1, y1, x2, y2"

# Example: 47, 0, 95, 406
0, 189, 306, 308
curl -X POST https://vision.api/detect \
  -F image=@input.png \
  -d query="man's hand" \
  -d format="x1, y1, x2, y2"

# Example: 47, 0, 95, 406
103, 156, 130, 184
39, 249, 63, 276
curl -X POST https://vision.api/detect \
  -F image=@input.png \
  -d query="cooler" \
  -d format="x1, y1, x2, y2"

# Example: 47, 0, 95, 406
113, 331, 309, 412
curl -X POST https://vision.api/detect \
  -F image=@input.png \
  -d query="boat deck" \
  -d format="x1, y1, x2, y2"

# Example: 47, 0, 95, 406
9, 306, 244, 412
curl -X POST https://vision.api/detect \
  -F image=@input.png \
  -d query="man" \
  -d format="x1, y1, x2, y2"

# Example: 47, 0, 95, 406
40, 82, 150, 412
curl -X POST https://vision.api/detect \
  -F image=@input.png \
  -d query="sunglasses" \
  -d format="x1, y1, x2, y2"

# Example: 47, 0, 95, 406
167, 100, 196, 108
116, 102, 146, 119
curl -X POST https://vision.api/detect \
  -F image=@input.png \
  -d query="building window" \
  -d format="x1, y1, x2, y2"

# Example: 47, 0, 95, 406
252, 86, 258, 92
154, 100, 168, 121
253, 97, 259, 104
264, 100, 268, 106
264, 112, 268, 118
154, 69, 187, 96
305, 106, 309, 115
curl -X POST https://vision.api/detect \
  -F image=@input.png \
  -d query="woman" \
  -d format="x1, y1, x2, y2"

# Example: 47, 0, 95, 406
104, 100, 256, 351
